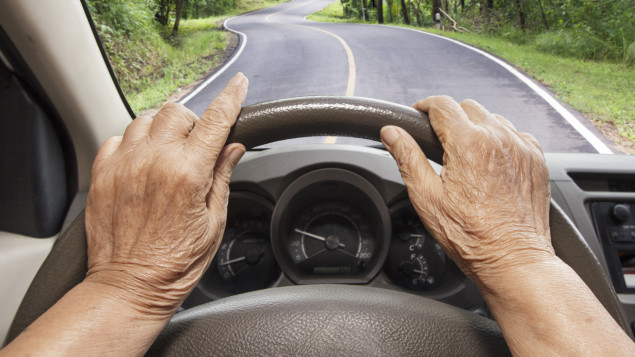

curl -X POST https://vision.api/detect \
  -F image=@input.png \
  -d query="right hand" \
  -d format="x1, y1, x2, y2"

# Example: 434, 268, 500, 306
380, 96, 556, 288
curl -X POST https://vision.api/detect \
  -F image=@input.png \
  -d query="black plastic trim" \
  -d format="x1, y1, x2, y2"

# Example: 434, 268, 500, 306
0, 25, 77, 221
79, 0, 136, 119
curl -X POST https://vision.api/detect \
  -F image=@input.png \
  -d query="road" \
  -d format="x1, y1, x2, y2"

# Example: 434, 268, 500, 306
181, 0, 613, 153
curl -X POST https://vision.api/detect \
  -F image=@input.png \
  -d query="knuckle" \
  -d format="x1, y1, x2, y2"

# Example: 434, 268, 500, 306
203, 106, 234, 129
460, 98, 479, 108
161, 102, 185, 113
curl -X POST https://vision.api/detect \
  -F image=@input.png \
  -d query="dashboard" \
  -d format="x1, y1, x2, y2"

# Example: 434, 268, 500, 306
183, 144, 482, 312
183, 144, 635, 328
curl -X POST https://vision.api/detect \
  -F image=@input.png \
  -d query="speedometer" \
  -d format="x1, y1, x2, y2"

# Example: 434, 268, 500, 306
271, 168, 391, 284
289, 201, 374, 275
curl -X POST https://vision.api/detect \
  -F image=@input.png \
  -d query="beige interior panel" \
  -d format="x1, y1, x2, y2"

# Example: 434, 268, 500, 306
0, 233, 56, 343
0, 0, 131, 191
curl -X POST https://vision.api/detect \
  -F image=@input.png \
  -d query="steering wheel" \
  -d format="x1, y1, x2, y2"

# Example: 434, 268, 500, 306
6, 97, 630, 355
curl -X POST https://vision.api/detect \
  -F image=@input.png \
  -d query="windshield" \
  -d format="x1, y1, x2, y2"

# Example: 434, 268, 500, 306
86, 0, 634, 154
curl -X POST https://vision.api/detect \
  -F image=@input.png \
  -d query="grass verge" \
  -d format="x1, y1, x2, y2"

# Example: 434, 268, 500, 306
100, 0, 286, 114
308, 1, 635, 153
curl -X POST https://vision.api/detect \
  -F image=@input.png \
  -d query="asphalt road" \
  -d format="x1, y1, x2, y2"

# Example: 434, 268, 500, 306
182, 0, 613, 153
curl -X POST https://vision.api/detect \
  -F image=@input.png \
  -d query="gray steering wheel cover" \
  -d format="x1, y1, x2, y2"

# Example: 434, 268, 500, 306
148, 285, 509, 357
6, 97, 631, 353
227, 96, 444, 163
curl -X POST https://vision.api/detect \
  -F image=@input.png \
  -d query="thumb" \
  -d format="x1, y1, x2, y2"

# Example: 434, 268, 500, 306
380, 126, 443, 217
207, 144, 246, 214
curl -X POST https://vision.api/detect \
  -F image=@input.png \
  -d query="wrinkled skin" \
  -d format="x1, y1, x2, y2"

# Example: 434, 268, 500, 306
380, 96, 555, 288
5, 88, 634, 357
381, 97, 635, 356
85, 73, 248, 316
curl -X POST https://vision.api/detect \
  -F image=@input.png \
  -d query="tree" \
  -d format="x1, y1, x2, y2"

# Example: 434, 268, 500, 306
172, 0, 186, 36
410, 0, 423, 26
537, 0, 549, 30
514, 0, 525, 29
386, 0, 394, 22
400, 0, 410, 24
156, 0, 172, 26
431, 0, 441, 22
378, 0, 384, 23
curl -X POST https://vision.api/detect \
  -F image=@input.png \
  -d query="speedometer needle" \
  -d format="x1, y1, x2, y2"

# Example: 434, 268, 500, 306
294, 228, 346, 248
220, 256, 246, 266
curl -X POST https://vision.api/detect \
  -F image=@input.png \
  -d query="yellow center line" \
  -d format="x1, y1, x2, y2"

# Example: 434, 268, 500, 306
289, 24, 356, 97
265, 1, 357, 144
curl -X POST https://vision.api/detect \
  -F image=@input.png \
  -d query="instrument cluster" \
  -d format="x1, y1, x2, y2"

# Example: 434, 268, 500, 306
185, 167, 465, 306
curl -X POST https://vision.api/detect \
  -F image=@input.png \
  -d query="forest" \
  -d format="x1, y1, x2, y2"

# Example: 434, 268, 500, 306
339, 0, 635, 63
88, 0, 634, 150
87, 0, 283, 112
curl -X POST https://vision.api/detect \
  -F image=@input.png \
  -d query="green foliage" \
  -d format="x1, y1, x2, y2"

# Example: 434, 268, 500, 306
184, 0, 240, 18
88, 0, 286, 113
88, 0, 156, 37
311, 2, 635, 152
332, 0, 635, 62
625, 42, 635, 65
535, 29, 617, 60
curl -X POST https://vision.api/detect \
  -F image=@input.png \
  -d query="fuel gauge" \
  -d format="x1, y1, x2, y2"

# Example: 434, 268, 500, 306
385, 204, 446, 291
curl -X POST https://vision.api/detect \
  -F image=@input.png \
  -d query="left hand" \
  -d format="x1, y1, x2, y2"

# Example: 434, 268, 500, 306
84, 73, 248, 317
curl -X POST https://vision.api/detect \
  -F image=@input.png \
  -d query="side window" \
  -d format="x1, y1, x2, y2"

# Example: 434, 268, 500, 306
85, 0, 258, 115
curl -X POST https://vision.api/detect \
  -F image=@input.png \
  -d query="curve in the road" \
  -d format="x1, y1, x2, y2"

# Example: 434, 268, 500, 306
178, 0, 614, 153
178, 19, 250, 105
388, 26, 612, 154
266, 10, 356, 97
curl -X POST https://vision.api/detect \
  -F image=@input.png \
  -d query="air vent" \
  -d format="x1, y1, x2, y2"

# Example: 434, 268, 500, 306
568, 173, 635, 193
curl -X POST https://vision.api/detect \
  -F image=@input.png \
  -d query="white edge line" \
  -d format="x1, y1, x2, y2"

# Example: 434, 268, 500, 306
303, 15, 613, 154
178, 18, 249, 105
178, 0, 297, 105
385, 26, 613, 154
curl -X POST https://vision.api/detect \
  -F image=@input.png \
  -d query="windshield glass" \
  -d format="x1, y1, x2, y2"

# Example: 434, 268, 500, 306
86, 0, 634, 154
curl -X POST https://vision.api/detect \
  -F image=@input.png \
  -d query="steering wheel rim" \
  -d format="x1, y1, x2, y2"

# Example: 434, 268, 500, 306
226, 96, 443, 162
6, 97, 630, 354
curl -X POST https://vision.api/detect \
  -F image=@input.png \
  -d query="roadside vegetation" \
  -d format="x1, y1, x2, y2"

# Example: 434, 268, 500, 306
309, 0, 635, 153
87, 0, 285, 113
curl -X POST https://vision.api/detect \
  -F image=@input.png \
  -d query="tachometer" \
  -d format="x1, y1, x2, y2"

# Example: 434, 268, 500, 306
217, 219, 279, 294
196, 192, 280, 297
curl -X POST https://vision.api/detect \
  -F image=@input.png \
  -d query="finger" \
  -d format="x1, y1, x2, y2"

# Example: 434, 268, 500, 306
188, 73, 248, 166
120, 116, 152, 149
413, 95, 475, 146
493, 114, 518, 132
91, 136, 122, 176
460, 99, 499, 127
519, 132, 543, 152
380, 126, 443, 216
150, 102, 198, 142
207, 144, 246, 213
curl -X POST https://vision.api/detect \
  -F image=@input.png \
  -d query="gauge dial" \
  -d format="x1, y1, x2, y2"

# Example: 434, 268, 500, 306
217, 221, 279, 294
271, 168, 391, 284
211, 194, 280, 295
290, 201, 374, 275
385, 206, 446, 290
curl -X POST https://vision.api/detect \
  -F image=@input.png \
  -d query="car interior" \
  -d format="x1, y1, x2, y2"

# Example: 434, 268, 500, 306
1, 0, 635, 355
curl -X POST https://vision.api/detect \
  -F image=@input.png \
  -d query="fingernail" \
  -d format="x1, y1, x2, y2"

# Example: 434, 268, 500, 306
228, 72, 245, 87
381, 126, 401, 147
228, 145, 246, 166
